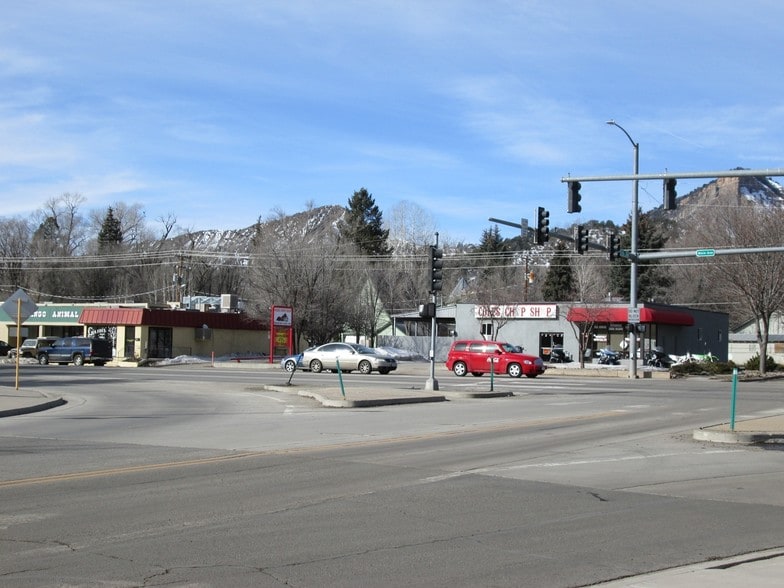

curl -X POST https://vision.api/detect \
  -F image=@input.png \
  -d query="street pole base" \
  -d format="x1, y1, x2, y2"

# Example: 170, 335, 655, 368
425, 378, 439, 391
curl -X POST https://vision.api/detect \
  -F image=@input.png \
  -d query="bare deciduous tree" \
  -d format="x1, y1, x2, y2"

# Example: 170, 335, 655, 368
246, 228, 355, 348
673, 203, 784, 373
0, 216, 32, 295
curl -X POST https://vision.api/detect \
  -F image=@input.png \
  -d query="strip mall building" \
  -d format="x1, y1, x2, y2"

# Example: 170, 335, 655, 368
0, 302, 268, 361
463, 302, 727, 361
390, 302, 729, 363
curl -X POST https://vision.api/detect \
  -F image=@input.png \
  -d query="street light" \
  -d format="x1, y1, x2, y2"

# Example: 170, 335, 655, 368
606, 119, 639, 379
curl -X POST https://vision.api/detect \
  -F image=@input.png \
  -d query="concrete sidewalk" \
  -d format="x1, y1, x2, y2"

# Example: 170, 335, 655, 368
0, 385, 66, 417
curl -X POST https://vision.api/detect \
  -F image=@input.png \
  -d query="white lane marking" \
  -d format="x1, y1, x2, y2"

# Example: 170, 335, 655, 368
417, 449, 745, 484
498, 449, 745, 471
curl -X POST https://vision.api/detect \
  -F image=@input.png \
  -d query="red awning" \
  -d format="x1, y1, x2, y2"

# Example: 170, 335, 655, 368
80, 308, 144, 325
566, 306, 694, 326
79, 307, 267, 330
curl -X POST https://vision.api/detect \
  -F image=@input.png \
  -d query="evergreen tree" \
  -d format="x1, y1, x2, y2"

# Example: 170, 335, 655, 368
343, 188, 392, 256
97, 207, 123, 249
610, 210, 672, 302
476, 225, 506, 256
476, 224, 510, 281
542, 241, 573, 301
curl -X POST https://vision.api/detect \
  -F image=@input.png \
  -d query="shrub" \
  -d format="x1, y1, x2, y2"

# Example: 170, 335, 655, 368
671, 360, 735, 377
745, 354, 778, 372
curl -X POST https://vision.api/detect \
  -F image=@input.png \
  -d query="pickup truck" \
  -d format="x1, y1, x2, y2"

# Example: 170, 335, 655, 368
37, 337, 113, 366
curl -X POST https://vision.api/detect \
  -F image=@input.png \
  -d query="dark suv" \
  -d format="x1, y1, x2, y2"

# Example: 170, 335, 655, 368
37, 337, 113, 366
8, 337, 58, 360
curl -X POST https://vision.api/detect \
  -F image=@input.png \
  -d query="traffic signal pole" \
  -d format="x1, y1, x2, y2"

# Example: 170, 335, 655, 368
426, 234, 443, 391
562, 164, 784, 379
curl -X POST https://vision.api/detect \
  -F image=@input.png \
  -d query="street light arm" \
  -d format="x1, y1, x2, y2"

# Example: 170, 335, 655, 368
606, 120, 638, 148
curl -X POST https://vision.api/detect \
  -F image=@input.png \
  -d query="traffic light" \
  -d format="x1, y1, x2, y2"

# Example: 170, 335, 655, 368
428, 245, 444, 292
664, 178, 677, 210
606, 232, 621, 260
574, 225, 589, 254
567, 181, 582, 213
535, 206, 550, 245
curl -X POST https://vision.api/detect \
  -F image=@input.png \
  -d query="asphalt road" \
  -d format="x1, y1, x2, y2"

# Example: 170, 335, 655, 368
1, 364, 783, 587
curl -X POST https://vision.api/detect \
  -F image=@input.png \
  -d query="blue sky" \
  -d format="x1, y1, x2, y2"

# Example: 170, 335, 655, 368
2, 1, 784, 244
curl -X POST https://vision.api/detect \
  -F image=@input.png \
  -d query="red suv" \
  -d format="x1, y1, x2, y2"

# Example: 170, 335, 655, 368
445, 340, 545, 378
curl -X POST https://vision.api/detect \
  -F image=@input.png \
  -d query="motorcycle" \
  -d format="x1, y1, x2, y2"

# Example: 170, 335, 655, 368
645, 346, 672, 368
597, 347, 621, 365
549, 345, 572, 363
671, 351, 718, 365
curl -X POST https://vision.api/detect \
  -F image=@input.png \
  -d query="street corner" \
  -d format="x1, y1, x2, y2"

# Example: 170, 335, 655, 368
693, 415, 784, 444
0, 387, 66, 418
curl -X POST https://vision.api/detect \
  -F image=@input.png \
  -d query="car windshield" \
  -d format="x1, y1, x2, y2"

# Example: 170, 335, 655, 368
349, 344, 377, 355
500, 343, 520, 353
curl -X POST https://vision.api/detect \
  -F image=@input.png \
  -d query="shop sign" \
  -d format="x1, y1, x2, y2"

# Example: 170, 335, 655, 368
474, 304, 558, 320
26, 305, 84, 323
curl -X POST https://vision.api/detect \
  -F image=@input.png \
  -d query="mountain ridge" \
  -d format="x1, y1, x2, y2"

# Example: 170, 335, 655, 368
172, 175, 784, 254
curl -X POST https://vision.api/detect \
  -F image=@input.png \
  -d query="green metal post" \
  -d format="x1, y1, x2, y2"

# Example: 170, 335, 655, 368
336, 358, 346, 399
730, 367, 738, 431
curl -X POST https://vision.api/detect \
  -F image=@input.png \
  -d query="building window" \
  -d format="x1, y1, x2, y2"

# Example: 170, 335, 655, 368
481, 323, 493, 337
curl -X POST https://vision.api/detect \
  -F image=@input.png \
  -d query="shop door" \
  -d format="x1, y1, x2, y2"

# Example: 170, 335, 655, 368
124, 326, 136, 358
148, 327, 173, 359
539, 332, 564, 360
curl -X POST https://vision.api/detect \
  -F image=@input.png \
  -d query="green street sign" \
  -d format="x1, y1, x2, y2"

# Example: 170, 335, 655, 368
696, 249, 715, 257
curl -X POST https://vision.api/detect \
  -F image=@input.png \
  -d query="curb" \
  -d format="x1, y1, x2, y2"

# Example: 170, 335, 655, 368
445, 391, 514, 399
296, 390, 446, 408
0, 397, 66, 418
693, 428, 784, 444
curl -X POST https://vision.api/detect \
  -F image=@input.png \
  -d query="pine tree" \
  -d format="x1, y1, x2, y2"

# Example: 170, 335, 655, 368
476, 225, 506, 256
97, 207, 123, 249
542, 242, 573, 301
610, 210, 672, 301
343, 188, 392, 256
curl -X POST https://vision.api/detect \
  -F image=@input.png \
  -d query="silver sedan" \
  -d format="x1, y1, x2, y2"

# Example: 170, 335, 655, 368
301, 342, 397, 375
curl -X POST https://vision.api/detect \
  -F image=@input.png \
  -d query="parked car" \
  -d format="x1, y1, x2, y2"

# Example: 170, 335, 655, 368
445, 339, 545, 378
7, 337, 58, 360
301, 342, 398, 374
0, 340, 11, 357
37, 337, 113, 366
280, 349, 313, 372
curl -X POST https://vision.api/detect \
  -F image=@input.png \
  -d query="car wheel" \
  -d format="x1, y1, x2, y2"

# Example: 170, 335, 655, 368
358, 360, 372, 374
284, 360, 297, 372
310, 359, 323, 373
73, 354, 84, 366
38, 354, 49, 365
507, 363, 522, 378
471, 372, 484, 377
378, 368, 390, 375
452, 361, 468, 377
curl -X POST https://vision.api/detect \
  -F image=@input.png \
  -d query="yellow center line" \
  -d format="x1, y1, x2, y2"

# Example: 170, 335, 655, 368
0, 411, 620, 488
